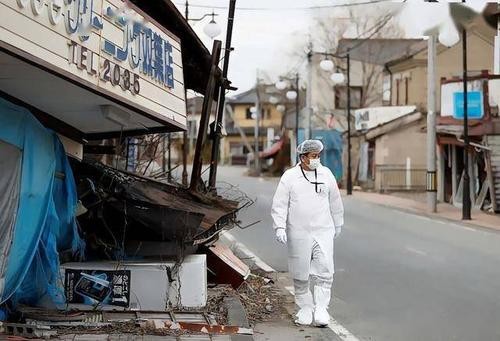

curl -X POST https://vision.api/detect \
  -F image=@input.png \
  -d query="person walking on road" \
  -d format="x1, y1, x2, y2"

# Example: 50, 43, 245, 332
271, 139, 344, 327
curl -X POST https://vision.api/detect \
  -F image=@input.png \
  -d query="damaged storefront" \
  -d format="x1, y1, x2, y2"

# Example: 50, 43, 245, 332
437, 73, 500, 213
0, 0, 248, 336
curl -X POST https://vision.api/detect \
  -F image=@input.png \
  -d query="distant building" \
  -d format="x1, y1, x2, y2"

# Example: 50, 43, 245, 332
338, 8, 497, 202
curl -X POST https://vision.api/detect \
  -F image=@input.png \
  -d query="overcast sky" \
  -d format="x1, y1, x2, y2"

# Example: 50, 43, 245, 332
174, 0, 492, 95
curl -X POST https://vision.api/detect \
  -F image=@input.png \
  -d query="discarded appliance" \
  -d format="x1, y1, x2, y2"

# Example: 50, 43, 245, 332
60, 255, 207, 311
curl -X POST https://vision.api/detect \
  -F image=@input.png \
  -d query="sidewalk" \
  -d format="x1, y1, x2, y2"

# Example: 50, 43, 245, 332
220, 234, 343, 341
253, 273, 342, 341
348, 190, 500, 232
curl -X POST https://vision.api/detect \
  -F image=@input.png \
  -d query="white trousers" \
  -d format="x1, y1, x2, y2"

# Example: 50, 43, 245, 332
292, 239, 334, 310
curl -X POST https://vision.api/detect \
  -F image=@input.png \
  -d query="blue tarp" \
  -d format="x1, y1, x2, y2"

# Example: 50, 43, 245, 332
0, 97, 83, 308
298, 129, 344, 180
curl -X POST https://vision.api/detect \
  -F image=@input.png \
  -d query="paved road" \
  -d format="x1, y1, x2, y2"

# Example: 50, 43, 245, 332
216, 166, 500, 341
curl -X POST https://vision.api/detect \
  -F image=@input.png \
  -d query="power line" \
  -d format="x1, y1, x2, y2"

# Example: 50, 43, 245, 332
175, 0, 404, 12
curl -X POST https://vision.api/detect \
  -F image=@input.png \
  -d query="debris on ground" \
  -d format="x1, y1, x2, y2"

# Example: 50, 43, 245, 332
1, 272, 282, 338
206, 272, 286, 327
238, 274, 285, 325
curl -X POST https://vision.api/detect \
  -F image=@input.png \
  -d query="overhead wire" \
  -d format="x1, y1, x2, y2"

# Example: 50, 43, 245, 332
175, 0, 406, 12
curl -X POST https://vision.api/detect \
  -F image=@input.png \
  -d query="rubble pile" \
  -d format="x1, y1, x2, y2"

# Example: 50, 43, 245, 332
237, 275, 285, 325
206, 285, 232, 325
206, 273, 286, 326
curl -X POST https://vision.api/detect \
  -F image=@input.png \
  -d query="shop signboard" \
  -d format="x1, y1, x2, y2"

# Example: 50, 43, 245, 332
0, 0, 186, 124
452, 91, 484, 119
440, 80, 484, 120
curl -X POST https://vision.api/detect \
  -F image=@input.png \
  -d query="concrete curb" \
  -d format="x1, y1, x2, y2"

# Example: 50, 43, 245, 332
361, 198, 500, 234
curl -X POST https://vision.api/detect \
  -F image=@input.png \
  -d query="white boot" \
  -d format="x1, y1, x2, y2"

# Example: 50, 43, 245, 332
313, 285, 331, 327
294, 279, 313, 325
295, 307, 313, 325
313, 306, 330, 327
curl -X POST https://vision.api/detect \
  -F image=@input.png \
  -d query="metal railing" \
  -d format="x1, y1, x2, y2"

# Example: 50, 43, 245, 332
377, 165, 427, 191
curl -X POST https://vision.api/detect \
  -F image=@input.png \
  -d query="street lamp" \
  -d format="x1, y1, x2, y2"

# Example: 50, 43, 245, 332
276, 75, 300, 163
269, 95, 279, 104
313, 52, 352, 195
185, 1, 221, 39
330, 72, 346, 84
438, 16, 460, 47
319, 59, 334, 72
183, 2, 222, 185
286, 90, 298, 100
437, 2, 471, 220
203, 12, 222, 39
275, 80, 288, 91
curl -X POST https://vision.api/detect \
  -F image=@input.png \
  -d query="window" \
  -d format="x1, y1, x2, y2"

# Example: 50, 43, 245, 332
335, 86, 363, 109
230, 142, 244, 155
245, 107, 253, 119
396, 79, 400, 106
245, 106, 269, 120
382, 75, 391, 105
405, 77, 409, 105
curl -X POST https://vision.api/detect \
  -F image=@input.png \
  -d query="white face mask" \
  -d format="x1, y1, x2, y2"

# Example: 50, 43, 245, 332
308, 158, 321, 170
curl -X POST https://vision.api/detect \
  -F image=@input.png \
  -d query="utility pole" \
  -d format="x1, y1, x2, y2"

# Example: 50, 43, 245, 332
495, 1, 500, 74
254, 71, 261, 176
462, 10, 471, 220
208, 0, 236, 191
295, 73, 300, 151
306, 43, 313, 140
427, 35, 437, 212
346, 53, 353, 195
182, 1, 190, 186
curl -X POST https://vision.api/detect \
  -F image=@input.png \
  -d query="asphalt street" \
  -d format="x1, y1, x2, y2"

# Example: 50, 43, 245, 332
216, 166, 500, 341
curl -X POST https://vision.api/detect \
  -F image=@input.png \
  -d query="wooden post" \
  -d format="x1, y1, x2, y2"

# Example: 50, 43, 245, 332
190, 40, 222, 192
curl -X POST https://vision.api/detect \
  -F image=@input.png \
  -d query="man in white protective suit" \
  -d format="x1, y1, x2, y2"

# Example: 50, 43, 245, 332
271, 139, 344, 327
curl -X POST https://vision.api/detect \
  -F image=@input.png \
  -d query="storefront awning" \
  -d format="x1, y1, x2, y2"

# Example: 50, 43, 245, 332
259, 139, 284, 159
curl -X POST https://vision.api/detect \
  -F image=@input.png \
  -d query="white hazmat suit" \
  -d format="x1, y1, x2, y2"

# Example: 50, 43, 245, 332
271, 146, 344, 326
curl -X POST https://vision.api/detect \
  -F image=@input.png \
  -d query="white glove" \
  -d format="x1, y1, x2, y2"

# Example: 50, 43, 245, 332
275, 228, 287, 244
334, 226, 342, 239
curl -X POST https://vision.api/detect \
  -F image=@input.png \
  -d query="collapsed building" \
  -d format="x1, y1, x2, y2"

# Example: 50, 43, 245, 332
0, 0, 247, 328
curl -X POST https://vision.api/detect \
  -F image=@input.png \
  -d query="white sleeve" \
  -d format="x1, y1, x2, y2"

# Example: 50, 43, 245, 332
271, 175, 290, 231
328, 172, 344, 227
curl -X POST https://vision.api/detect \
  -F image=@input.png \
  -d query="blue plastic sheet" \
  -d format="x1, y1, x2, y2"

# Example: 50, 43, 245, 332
298, 129, 344, 180
0, 97, 83, 307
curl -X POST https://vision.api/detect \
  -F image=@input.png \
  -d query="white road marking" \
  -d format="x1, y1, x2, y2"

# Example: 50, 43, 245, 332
458, 226, 477, 232
285, 287, 360, 341
405, 246, 427, 256
391, 209, 480, 232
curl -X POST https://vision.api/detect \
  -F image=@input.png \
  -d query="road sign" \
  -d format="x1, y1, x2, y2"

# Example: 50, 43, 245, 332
453, 91, 484, 119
